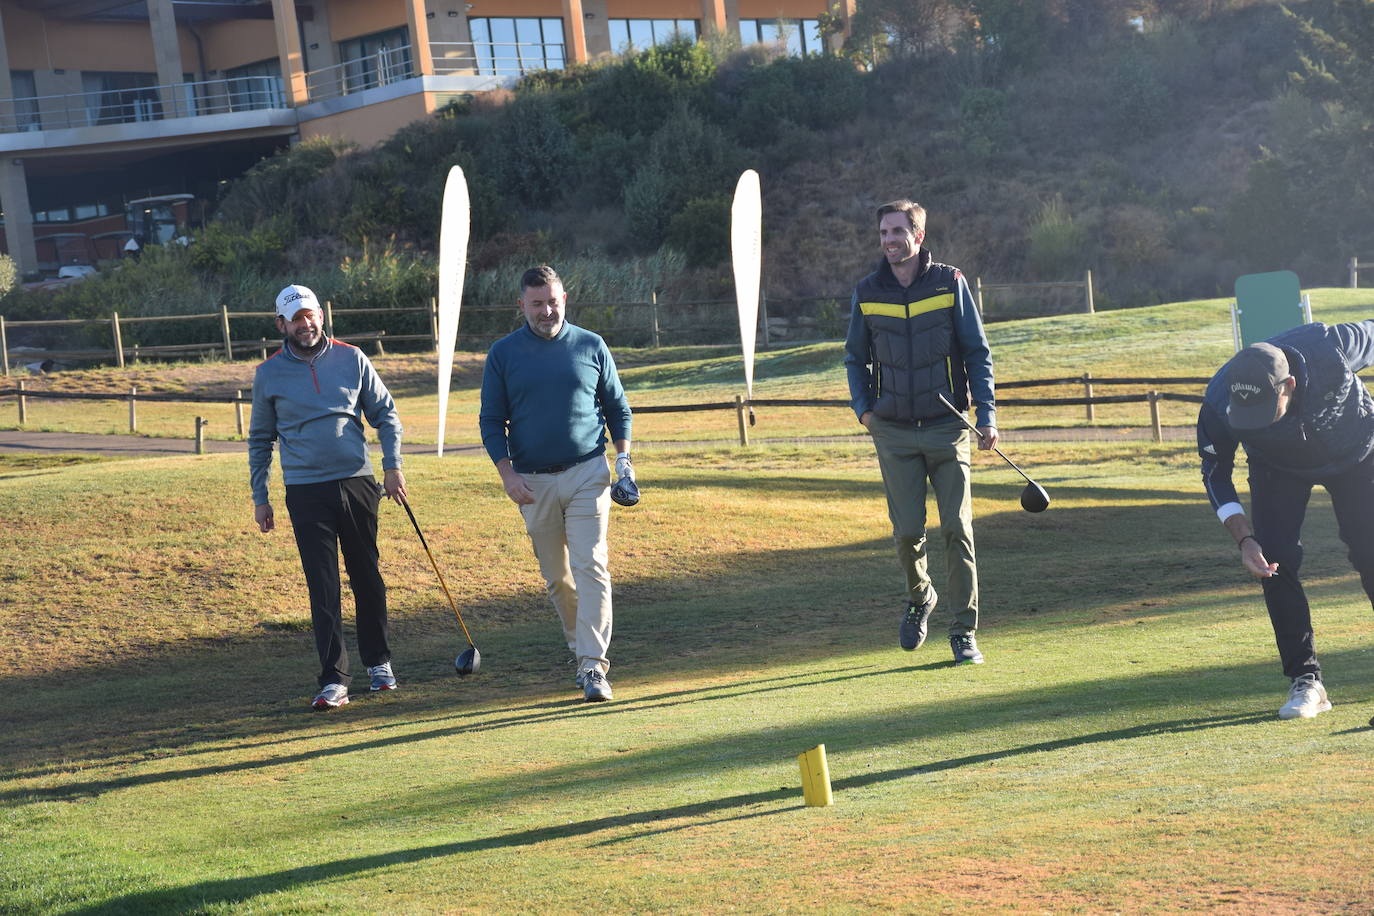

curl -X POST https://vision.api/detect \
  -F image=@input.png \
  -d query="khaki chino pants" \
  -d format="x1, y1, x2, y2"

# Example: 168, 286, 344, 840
519, 455, 614, 674
869, 415, 979, 635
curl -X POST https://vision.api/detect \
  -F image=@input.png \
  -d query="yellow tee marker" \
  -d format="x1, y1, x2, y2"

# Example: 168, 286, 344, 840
798, 744, 833, 807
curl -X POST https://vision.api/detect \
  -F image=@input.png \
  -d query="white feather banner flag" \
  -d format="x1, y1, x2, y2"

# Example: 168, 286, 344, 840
436, 165, 470, 457
731, 169, 762, 402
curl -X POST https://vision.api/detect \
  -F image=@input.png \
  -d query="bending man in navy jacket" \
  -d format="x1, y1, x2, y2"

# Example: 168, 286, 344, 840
249, 284, 407, 710
479, 265, 633, 702
845, 199, 997, 666
1198, 320, 1374, 719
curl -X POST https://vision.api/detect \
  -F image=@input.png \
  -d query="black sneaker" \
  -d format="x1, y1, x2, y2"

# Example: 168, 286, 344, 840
899, 587, 937, 651
950, 633, 984, 665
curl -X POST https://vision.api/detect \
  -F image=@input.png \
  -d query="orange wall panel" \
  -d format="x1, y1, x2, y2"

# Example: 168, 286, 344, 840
330, 0, 407, 42
465, 0, 563, 18
604, 0, 700, 17
200, 20, 280, 73
299, 93, 433, 147
737, 0, 826, 17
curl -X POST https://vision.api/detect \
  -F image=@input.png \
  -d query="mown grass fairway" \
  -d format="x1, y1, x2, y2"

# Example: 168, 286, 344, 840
3, 440, 1373, 914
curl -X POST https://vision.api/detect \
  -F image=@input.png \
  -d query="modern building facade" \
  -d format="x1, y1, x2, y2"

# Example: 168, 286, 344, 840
0, 0, 848, 277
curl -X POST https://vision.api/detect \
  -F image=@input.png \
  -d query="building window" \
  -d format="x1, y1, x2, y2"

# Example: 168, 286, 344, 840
82, 72, 162, 125
8, 71, 40, 131
223, 59, 284, 110
468, 18, 566, 75
738, 19, 823, 56
608, 19, 698, 54
338, 27, 414, 94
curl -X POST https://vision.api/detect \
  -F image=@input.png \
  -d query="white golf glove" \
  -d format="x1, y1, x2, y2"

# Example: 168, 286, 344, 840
615, 453, 634, 481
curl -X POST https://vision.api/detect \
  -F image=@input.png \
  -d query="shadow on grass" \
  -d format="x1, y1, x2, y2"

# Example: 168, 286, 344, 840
63, 708, 1272, 915
1, 483, 1360, 778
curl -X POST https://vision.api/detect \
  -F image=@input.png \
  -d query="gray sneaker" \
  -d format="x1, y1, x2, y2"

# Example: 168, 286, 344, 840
950, 633, 984, 665
899, 587, 938, 651
583, 669, 613, 702
1278, 675, 1331, 719
367, 662, 397, 692
312, 683, 349, 710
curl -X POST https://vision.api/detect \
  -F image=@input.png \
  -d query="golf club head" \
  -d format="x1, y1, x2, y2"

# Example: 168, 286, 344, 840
1020, 482, 1050, 513
610, 475, 640, 507
454, 645, 480, 676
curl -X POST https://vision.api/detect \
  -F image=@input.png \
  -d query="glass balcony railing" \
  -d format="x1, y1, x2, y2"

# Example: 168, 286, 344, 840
0, 75, 285, 134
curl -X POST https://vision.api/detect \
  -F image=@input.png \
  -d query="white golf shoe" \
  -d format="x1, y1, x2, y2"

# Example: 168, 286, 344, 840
1278, 676, 1331, 720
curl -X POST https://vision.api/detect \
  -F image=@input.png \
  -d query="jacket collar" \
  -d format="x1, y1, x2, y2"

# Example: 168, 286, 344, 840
281, 335, 332, 363
873, 247, 933, 288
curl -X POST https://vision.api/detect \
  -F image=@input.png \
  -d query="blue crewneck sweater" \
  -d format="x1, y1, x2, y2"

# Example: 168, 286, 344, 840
479, 322, 632, 472
248, 337, 403, 505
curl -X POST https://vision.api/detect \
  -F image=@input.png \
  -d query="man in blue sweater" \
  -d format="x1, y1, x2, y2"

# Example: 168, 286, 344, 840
249, 284, 408, 710
845, 199, 998, 666
1198, 320, 1374, 720
479, 265, 633, 702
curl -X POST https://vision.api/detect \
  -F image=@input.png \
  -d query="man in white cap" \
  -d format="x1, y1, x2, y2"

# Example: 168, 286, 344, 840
1198, 320, 1374, 719
249, 284, 408, 710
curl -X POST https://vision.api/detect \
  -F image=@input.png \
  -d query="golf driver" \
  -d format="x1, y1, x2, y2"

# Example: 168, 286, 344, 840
937, 393, 1050, 513
399, 496, 480, 675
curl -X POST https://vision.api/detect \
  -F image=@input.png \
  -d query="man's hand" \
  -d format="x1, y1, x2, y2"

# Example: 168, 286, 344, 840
383, 468, 408, 503
255, 503, 274, 533
975, 425, 998, 450
1240, 536, 1279, 578
498, 460, 536, 505
860, 411, 874, 430
615, 453, 635, 481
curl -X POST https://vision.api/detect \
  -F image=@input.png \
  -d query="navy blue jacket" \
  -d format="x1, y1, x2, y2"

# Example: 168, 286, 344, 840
844, 249, 996, 427
1198, 320, 1374, 513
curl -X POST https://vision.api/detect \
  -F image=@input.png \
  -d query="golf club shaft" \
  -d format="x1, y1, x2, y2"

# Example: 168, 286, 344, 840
935, 394, 1038, 486
400, 497, 476, 647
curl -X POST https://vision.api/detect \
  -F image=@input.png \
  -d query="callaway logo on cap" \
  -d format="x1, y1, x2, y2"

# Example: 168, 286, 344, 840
1225, 342, 1289, 431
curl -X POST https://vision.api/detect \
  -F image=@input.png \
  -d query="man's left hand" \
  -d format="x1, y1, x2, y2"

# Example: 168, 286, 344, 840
383, 468, 408, 503
976, 426, 998, 451
615, 454, 634, 481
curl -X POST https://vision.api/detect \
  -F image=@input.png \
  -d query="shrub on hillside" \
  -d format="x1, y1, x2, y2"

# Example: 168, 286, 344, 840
216, 137, 354, 229
0, 254, 17, 295
1027, 196, 1091, 279
495, 92, 576, 206
1106, 49, 1170, 141
666, 195, 732, 268
958, 86, 1010, 160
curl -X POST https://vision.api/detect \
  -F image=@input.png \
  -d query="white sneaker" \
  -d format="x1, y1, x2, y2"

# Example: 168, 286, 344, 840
312, 683, 349, 710
1278, 676, 1331, 720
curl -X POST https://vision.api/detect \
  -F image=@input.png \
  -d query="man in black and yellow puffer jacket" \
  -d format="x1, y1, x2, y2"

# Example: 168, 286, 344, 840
844, 199, 998, 666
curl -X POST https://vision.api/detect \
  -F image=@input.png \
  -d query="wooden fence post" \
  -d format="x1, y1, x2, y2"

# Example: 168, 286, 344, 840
128, 387, 137, 432
760, 290, 770, 350
974, 276, 984, 314
324, 300, 335, 338
1350, 256, 1360, 289
0, 315, 8, 377
234, 389, 245, 437
259, 337, 268, 361
1083, 269, 1095, 314
221, 305, 233, 360
1148, 391, 1162, 443
429, 297, 439, 352
111, 311, 125, 368
735, 394, 750, 447
195, 416, 208, 454
1083, 371, 1095, 422
649, 291, 661, 349
16, 378, 26, 424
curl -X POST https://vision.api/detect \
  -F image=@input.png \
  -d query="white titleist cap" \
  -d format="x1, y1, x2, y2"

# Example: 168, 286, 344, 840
275, 284, 322, 320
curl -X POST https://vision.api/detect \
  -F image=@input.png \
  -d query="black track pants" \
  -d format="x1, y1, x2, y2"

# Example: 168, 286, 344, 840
1250, 452, 1374, 681
285, 476, 390, 688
